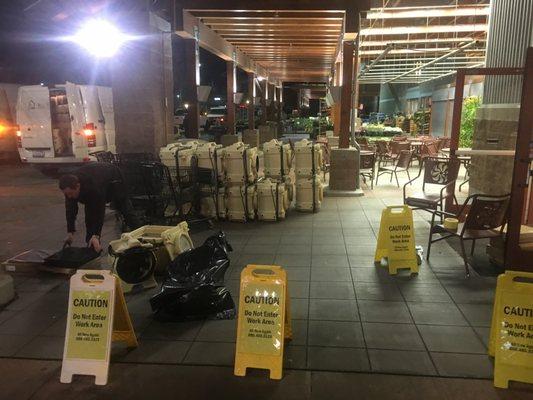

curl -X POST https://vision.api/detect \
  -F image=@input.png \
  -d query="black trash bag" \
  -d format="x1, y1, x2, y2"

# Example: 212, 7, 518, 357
151, 285, 235, 321
150, 231, 235, 321
45, 245, 100, 268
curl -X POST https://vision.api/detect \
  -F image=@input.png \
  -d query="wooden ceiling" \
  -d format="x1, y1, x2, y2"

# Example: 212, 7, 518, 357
188, 10, 345, 83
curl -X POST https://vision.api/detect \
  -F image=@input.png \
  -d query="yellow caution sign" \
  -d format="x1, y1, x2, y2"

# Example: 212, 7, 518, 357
234, 265, 291, 380
375, 206, 418, 274
61, 270, 138, 386
488, 270, 533, 388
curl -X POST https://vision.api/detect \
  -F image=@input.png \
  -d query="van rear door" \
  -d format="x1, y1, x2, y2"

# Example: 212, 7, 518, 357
65, 82, 87, 158
97, 86, 115, 153
16, 85, 53, 157
79, 85, 106, 151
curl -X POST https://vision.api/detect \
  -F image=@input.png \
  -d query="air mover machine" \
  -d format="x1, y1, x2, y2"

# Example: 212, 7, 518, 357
108, 222, 193, 293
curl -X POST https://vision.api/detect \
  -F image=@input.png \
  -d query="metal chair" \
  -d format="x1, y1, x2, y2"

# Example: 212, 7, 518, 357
403, 157, 460, 217
360, 152, 376, 189
376, 150, 412, 187
427, 194, 510, 276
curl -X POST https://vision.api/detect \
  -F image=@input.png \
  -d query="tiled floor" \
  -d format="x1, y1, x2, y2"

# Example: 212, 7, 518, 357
0, 164, 498, 379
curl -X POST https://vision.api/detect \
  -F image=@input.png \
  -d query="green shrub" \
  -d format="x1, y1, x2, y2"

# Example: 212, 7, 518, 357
460, 96, 481, 148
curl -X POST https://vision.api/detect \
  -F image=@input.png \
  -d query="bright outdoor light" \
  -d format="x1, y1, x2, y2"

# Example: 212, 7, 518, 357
73, 19, 127, 58
214, 97, 221, 101
184, 103, 189, 109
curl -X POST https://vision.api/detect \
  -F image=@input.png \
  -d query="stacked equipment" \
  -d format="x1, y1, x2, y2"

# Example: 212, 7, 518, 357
294, 139, 324, 212
221, 141, 259, 222
258, 139, 294, 221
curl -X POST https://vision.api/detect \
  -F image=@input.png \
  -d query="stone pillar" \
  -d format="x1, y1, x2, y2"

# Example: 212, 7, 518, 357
470, 0, 533, 195
327, 148, 363, 196
111, 12, 173, 154
259, 79, 267, 125
247, 72, 255, 130
183, 39, 199, 138
226, 60, 236, 135
339, 41, 355, 149
276, 86, 282, 136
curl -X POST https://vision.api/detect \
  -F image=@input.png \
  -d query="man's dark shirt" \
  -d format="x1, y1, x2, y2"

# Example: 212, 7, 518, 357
65, 163, 122, 239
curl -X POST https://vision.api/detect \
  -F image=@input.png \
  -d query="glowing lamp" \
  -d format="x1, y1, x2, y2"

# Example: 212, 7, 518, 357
73, 19, 127, 58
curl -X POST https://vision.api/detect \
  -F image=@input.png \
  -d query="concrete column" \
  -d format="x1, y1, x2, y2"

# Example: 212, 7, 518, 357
226, 60, 236, 135
111, 12, 173, 154
183, 39, 199, 138
339, 41, 354, 149
247, 72, 255, 130
260, 79, 267, 125
276, 86, 282, 136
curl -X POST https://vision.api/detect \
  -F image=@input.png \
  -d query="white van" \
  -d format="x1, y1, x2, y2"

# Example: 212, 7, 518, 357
16, 82, 115, 166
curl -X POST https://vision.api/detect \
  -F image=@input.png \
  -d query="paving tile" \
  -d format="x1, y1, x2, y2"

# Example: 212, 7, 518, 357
274, 254, 311, 267
195, 319, 237, 342
363, 322, 425, 351
348, 255, 377, 268
418, 325, 486, 354
307, 346, 370, 372
308, 320, 364, 347
313, 235, 346, 245
16, 276, 65, 292
16, 335, 64, 359
309, 282, 355, 299
398, 283, 452, 302
312, 255, 350, 268
431, 352, 494, 378
5, 290, 50, 312
311, 268, 351, 282
290, 319, 308, 346
284, 267, 311, 281
456, 304, 493, 327
368, 349, 437, 375
142, 320, 203, 341
242, 244, 279, 255
309, 299, 358, 321
290, 281, 310, 298
290, 298, 309, 320
351, 267, 398, 283
358, 300, 412, 323
237, 254, 276, 267
407, 302, 469, 326
354, 283, 403, 301
117, 340, 191, 364
284, 345, 307, 369
183, 342, 235, 366
0, 310, 15, 325
280, 235, 313, 245
0, 309, 63, 336
473, 326, 490, 347
278, 244, 312, 255
0, 334, 33, 356
246, 236, 281, 245
311, 243, 346, 256
345, 246, 377, 256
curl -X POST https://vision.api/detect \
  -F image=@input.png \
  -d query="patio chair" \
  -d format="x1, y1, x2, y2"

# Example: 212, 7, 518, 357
415, 141, 439, 165
376, 150, 412, 188
403, 157, 460, 217
360, 152, 376, 189
390, 141, 411, 163
375, 140, 392, 164
427, 194, 510, 276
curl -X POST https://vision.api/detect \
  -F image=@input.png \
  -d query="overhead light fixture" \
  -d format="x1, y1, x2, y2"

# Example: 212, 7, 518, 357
72, 19, 127, 58
184, 103, 189, 109
214, 97, 221, 101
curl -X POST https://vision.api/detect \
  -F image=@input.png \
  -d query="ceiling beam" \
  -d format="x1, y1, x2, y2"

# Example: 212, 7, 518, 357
361, 24, 488, 36
386, 40, 478, 83
176, 10, 277, 84
366, 5, 489, 19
